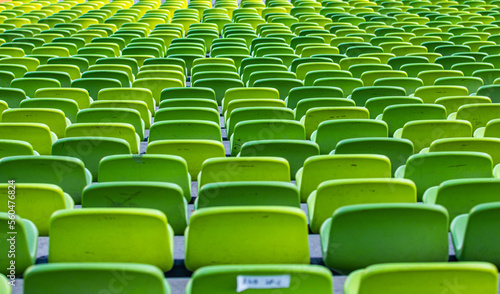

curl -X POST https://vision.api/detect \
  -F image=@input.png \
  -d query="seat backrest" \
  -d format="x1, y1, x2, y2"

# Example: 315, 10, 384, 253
324, 203, 449, 274
198, 157, 290, 189
149, 120, 221, 142
345, 262, 498, 294
2, 108, 68, 138
400, 152, 494, 201
49, 208, 174, 271
382, 104, 447, 136
184, 207, 309, 271
303, 107, 370, 139
0, 123, 55, 155
456, 104, 500, 130
0, 213, 37, 276
298, 154, 392, 202
24, 263, 171, 294
309, 178, 416, 233
187, 264, 332, 294
98, 154, 191, 202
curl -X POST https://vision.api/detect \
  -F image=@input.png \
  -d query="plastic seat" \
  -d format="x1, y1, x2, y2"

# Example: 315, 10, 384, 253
301, 107, 370, 139
24, 263, 172, 294
394, 120, 473, 153
98, 154, 191, 202
149, 120, 221, 142
147, 140, 225, 178
344, 262, 498, 294
414, 85, 469, 103
77, 108, 144, 140
417, 70, 464, 86
196, 181, 300, 210
11, 77, 61, 98
424, 177, 500, 226
65, 123, 140, 154
286, 86, 344, 108
0, 155, 91, 204
227, 107, 294, 137
71, 78, 121, 100
452, 104, 500, 130
311, 119, 388, 154
0, 123, 56, 155
396, 151, 493, 200
230, 120, 305, 156
297, 154, 391, 202
49, 208, 174, 271
239, 140, 319, 179
184, 206, 309, 271
192, 78, 244, 105
160, 87, 216, 103
451, 202, 500, 267
0, 184, 72, 236
380, 104, 447, 136
333, 137, 414, 175
98, 88, 155, 115
308, 178, 416, 233
34, 87, 91, 109
321, 203, 448, 274
155, 107, 219, 124
222, 87, 280, 113
0, 213, 37, 276
351, 86, 406, 106
82, 182, 187, 235
186, 264, 332, 294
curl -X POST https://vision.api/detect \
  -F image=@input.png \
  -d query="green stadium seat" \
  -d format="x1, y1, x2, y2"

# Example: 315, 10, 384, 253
344, 262, 498, 294
320, 203, 448, 274
49, 208, 175, 271
184, 206, 309, 271
0, 213, 37, 276
0, 183, 73, 236
2, 108, 70, 138
451, 202, 500, 267
308, 178, 416, 233
24, 263, 172, 294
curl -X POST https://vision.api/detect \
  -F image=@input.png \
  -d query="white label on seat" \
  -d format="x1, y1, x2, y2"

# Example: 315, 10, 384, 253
236, 275, 291, 292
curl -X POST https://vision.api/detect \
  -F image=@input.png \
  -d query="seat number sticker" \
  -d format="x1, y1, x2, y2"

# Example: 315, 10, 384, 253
236, 275, 291, 292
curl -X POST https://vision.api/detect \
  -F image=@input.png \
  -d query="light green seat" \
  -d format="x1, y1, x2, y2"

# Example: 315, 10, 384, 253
452, 104, 500, 131
0, 139, 36, 158
475, 118, 500, 138
0, 155, 91, 204
286, 86, 344, 108
414, 85, 469, 103
35, 88, 91, 109
98, 154, 191, 202
192, 78, 245, 105
149, 120, 221, 143
147, 140, 225, 179
333, 138, 414, 175
160, 87, 216, 103
308, 178, 416, 233
380, 104, 447, 136
0, 213, 37, 276
320, 203, 449, 274
98, 88, 155, 115
395, 151, 494, 201
0, 123, 57, 155
198, 157, 290, 190
227, 107, 294, 137
11, 77, 61, 98
82, 182, 187, 235
0, 184, 73, 236
196, 181, 300, 210
424, 178, 500, 226
65, 123, 140, 154
436, 96, 492, 114
230, 120, 305, 156
186, 264, 332, 294
71, 78, 121, 100
52, 137, 131, 182
451, 202, 500, 267
294, 98, 356, 121
2, 108, 70, 138
238, 140, 319, 179
19, 98, 79, 123
155, 107, 219, 125
301, 107, 370, 139
0, 274, 9, 294
312, 119, 388, 154
76, 108, 145, 140
297, 154, 392, 202
49, 208, 174, 272
133, 78, 183, 105
89, 100, 151, 129
222, 87, 280, 113
23, 263, 172, 294
364, 96, 424, 119
428, 137, 500, 165
312, 77, 361, 97
344, 262, 498, 294
184, 206, 309, 271
394, 120, 473, 153
350, 86, 406, 106
159, 98, 218, 112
